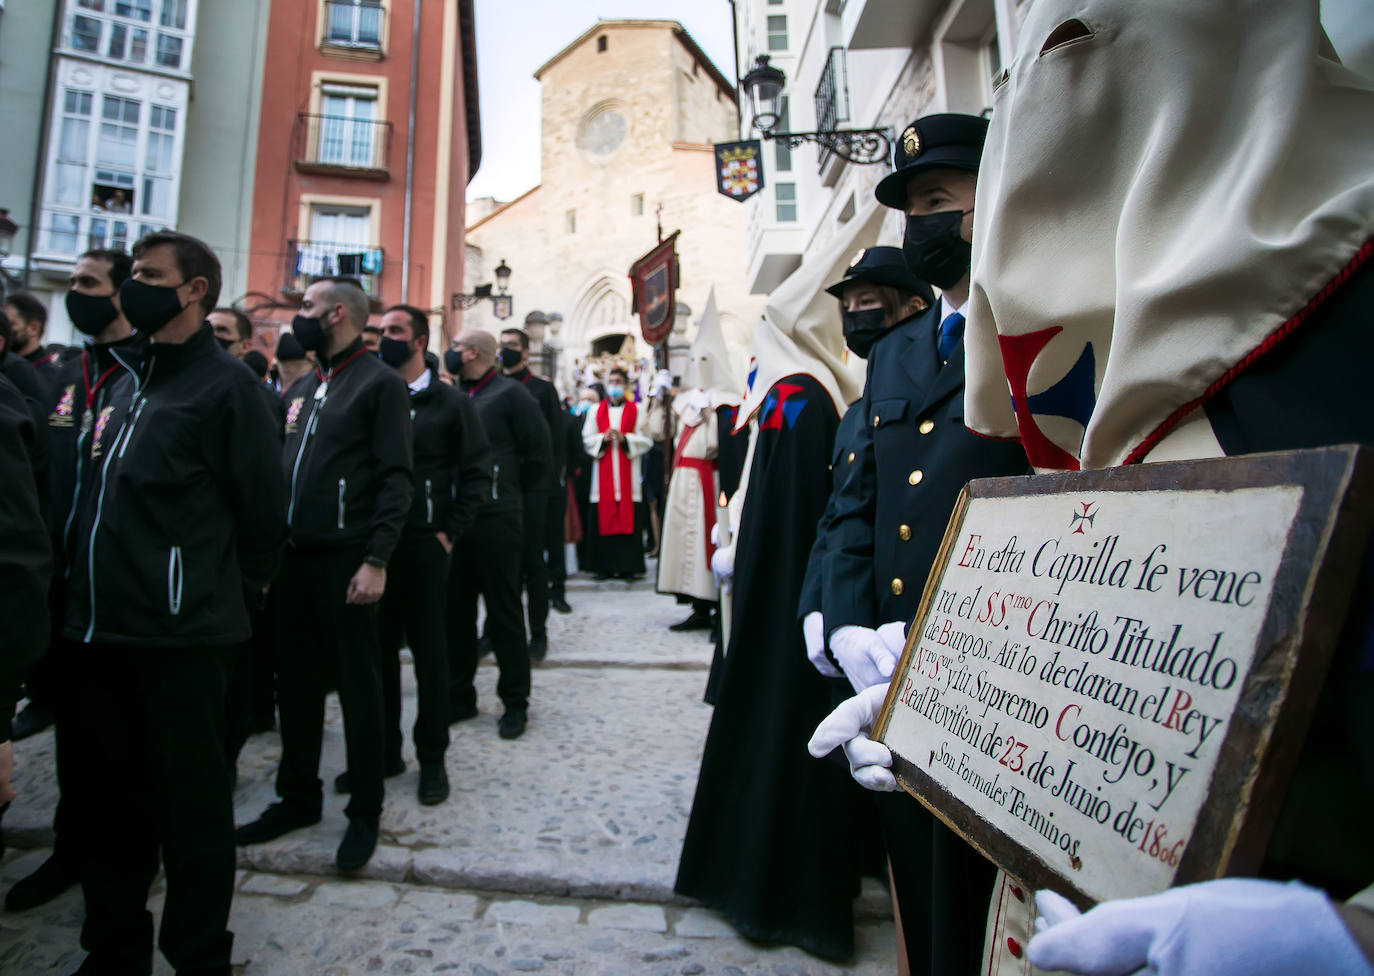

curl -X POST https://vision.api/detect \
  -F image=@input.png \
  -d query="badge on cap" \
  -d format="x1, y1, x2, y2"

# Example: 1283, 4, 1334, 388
902, 126, 920, 158
849, 248, 867, 269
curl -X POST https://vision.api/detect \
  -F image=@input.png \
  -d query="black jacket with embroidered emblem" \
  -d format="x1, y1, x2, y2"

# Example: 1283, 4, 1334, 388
459, 369, 550, 519
404, 366, 490, 540
822, 304, 1029, 633
62, 325, 288, 646
281, 336, 413, 561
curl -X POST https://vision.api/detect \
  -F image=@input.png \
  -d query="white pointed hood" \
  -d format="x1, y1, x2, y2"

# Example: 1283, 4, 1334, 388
736, 201, 881, 431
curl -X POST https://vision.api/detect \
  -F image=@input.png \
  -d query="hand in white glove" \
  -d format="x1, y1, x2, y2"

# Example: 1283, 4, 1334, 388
807, 684, 896, 792
655, 368, 673, 394
803, 611, 841, 678
1028, 879, 1374, 976
829, 624, 900, 693
687, 388, 711, 412
711, 544, 734, 593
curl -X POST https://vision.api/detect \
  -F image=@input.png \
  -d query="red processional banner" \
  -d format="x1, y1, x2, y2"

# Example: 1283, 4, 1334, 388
628, 231, 680, 346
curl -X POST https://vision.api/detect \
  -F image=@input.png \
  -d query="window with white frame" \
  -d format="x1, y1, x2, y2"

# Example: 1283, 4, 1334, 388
767, 14, 788, 51
64, 0, 195, 72
317, 85, 380, 167
326, 0, 383, 49
775, 182, 797, 222
41, 84, 181, 256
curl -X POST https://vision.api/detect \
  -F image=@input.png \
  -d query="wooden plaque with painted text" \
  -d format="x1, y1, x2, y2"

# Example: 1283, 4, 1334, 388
873, 445, 1374, 907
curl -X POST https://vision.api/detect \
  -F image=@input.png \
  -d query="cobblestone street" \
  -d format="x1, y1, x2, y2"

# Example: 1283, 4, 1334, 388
2, 569, 898, 975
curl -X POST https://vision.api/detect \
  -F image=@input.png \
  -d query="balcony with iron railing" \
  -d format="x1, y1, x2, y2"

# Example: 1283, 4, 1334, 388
293, 113, 393, 179
814, 47, 851, 173
283, 240, 385, 304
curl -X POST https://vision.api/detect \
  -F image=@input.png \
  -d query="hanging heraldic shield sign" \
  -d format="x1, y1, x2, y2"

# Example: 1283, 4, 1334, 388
872, 445, 1374, 908
629, 231, 680, 346
714, 141, 764, 202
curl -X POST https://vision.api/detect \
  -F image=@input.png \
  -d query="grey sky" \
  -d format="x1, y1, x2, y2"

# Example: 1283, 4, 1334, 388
465, 0, 740, 204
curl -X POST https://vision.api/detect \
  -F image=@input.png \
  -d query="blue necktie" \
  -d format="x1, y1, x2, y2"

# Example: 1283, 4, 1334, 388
938, 311, 965, 365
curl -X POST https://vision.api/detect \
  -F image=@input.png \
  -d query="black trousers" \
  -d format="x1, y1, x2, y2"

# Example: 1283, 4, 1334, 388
226, 601, 275, 764
520, 493, 550, 639
448, 512, 529, 712
545, 489, 567, 599
274, 546, 385, 820
67, 642, 235, 973
379, 533, 451, 765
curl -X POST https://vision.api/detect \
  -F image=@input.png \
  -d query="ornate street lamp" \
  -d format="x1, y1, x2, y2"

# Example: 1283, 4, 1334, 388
452, 258, 513, 311
740, 55, 892, 166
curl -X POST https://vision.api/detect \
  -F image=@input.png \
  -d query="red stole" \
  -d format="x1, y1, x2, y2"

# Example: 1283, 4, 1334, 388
595, 398, 638, 536
673, 421, 718, 565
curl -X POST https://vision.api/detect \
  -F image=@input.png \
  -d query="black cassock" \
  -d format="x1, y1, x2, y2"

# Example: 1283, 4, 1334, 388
675, 373, 876, 961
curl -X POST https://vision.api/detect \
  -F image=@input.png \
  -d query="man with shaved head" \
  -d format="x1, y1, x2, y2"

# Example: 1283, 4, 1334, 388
446, 329, 551, 740
237, 276, 414, 872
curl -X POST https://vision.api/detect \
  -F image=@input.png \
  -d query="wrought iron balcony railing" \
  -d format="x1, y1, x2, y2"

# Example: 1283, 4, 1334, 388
813, 47, 851, 172
284, 240, 384, 299
294, 113, 393, 178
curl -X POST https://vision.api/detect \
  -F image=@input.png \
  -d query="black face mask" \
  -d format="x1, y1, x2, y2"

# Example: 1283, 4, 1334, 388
118, 278, 187, 336
65, 290, 120, 336
499, 347, 523, 371
842, 308, 889, 358
291, 314, 324, 353
443, 349, 464, 376
902, 209, 972, 290
215, 335, 235, 351
378, 336, 411, 368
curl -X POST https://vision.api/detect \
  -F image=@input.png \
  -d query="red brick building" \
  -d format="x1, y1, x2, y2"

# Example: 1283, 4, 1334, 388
241, 0, 481, 348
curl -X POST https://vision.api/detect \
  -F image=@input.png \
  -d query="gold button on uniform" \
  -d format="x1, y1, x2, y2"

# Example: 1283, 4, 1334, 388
898, 524, 912, 541
891, 579, 905, 596
847, 452, 855, 463
919, 419, 935, 434
908, 469, 923, 486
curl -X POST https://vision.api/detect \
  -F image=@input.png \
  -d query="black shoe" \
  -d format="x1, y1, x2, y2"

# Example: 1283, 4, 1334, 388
235, 801, 321, 845
592, 572, 613, 581
5, 853, 77, 912
529, 635, 548, 663
476, 635, 493, 658
550, 597, 572, 614
333, 756, 405, 795
669, 609, 713, 632
11, 702, 55, 741
70, 952, 153, 975
249, 712, 276, 735
417, 763, 450, 805
448, 702, 478, 724
336, 817, 379, 872
498, 709, 527, 740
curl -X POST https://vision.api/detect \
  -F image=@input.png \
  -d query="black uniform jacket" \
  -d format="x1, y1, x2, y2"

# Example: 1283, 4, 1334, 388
0, 373, 52, 736
798, 400, 868, 621
461, 369, 550, 518
63, 325, 288, 647
823, 307, 1028, 633
282, 336, 413, 562
404, 367, 491, 541
23, 347, 61, 402
47, 335, 144, 574
509, 366, 564, 492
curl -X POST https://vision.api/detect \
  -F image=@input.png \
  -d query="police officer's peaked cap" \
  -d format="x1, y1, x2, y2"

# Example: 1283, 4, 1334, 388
874, 113, 989, 210
825, 246, 935, 306
276, 331, 307, 362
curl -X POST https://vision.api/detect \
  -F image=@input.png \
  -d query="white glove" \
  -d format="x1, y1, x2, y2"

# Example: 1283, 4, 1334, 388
710, 522, 724, 547
803, 612, 841, 678
711, 543, 734, 593
1028, 880, 1374, 976
655, 368, 673, 393
688, 388, 711, 411
829, 624, 900, 693
807, 684, 896, 792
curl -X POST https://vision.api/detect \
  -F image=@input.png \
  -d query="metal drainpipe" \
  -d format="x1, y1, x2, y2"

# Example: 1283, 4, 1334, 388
728, 0, 742, 137
400, 0, 421, 299
23, 0, 65, 287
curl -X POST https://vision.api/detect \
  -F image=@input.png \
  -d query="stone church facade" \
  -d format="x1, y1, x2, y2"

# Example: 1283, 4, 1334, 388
464, 20, 762, 393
